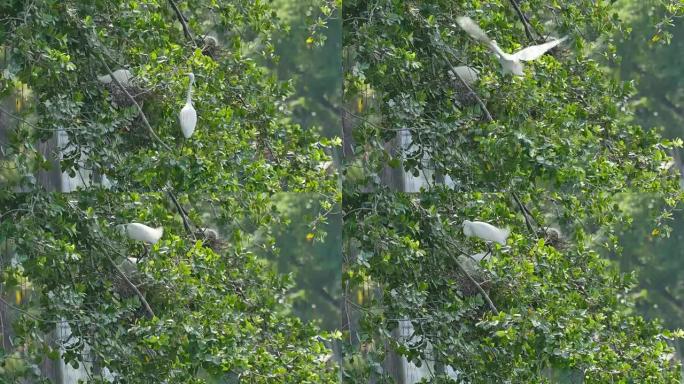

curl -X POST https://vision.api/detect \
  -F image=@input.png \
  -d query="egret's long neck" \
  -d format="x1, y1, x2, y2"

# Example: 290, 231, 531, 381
186, 79, 194, 105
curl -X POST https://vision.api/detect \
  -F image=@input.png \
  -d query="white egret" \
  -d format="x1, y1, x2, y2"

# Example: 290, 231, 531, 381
462, 220, 510, 245
456, 16, 567, 76
125, 223, 163, 244
97, 69, 133, 86
179, 73, 197, 138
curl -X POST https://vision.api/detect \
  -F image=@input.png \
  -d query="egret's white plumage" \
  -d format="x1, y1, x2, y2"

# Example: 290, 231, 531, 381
97, 69, 133, 86
179, 73, 197, 138
456, 16, 567, 76
462, 220, 510, 245
125, 223, 163, 244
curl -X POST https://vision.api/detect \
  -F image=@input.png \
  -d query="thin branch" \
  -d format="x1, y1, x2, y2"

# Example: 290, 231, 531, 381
511, 191, 536, 236
105, 254, 155, 319
96, 54, 173, 151
0, 296, 64, 324
449, 253, 499, 315
167, 190, 196, 239
167, 0, 196, 43
435, 235, 500, 315
508, 0, 536, 42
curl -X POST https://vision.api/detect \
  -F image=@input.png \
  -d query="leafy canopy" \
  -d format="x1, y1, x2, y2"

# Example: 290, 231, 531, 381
342, 0, 683, 382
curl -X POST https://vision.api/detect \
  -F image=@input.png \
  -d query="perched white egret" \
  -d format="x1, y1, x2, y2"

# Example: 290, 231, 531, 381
456, 16, 567, 76
125, 223, 163, 244
179, 73, 197, 138
97, 69, 133, 86
462, 220, 510, 245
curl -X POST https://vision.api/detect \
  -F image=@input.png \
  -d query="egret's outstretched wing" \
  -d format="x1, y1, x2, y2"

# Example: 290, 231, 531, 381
456, 16, 492, 44
513, 36, 567, 61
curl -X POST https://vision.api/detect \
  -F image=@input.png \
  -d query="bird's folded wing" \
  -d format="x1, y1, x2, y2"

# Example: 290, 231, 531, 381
513, 36, 567, 61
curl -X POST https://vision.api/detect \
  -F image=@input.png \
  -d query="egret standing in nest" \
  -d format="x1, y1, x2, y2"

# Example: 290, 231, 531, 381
456, 16, 567, 76
179, 73, 197, 139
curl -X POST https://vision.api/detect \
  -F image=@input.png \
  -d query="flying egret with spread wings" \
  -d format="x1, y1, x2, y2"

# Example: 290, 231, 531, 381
456, 16, 567, 76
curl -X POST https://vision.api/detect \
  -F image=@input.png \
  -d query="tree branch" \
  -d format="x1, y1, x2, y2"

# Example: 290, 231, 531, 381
96, 54, 173, 152
167, 0, 196, 44
449, 253, 499, 315
440, 52, 494, 122
105, 254, 155, 319
511, 191, 536, 236
508, 0, 536, 42
166, 190, 196, 239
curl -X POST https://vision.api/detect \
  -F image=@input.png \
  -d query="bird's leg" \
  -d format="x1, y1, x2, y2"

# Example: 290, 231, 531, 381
484, 243, 493, 259
138, 244, 150, 261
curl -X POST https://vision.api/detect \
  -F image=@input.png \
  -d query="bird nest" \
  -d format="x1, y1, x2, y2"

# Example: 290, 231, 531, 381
452, 254, 492, 298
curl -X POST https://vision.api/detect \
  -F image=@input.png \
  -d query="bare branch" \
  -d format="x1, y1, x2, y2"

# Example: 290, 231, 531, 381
508, 0, 536, 42
511, 191, 537, 236
166, 190, 196, 239
167, 0, 196, 44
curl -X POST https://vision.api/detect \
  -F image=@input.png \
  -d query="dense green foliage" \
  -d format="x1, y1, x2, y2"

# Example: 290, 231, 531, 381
342, 0, 683, 382
0, 0, 337, 194
0, 192, 337, 383
0, 0, 340, 382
